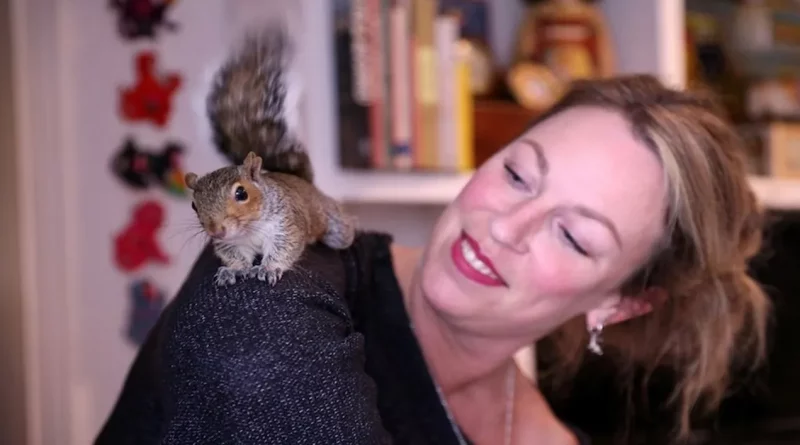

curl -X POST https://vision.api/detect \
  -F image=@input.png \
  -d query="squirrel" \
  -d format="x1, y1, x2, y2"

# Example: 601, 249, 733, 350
185, 24, 357, 287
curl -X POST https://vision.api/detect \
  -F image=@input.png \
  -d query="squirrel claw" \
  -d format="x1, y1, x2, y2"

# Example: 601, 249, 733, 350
266, 269, 284, 286
249, 265, 284, 286
245, 265, 262, 280
214, 266, 239, 287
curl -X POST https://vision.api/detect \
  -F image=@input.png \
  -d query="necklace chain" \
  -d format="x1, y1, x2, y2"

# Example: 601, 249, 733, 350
407, 258, 515, 444
432, 361, 516, 445
408, 322, 516, 444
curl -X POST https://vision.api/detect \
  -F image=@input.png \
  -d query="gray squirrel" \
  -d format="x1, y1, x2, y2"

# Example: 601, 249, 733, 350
185, 24, 356, 287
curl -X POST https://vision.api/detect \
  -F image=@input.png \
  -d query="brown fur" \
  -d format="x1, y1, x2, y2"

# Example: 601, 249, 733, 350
225, 180, 265, 224
192, 24, 356, 286
185, 152, 356, 287
205, 24, 314, 183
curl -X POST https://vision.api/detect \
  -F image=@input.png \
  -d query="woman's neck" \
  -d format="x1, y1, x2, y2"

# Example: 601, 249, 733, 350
390, 244, 580, 445
390, 244, 531, 393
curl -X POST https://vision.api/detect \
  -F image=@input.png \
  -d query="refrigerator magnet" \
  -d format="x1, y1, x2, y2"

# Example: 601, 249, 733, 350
119, 50, 182, 128
125, 278, 166, 346
110, 137, 151, 190
110, 0, 179, 41
110, 137, 189, 196
113, 199, 170, 272
149, 141, 189, 197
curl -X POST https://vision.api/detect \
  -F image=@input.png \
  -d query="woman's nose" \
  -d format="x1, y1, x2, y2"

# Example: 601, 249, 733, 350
489, 202, 540, 254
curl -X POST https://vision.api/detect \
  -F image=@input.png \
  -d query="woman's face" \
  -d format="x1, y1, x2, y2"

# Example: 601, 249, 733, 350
420, 106, 668, 336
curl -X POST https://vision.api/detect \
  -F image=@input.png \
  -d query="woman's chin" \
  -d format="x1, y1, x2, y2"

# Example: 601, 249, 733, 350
420, 261, 494, 320
420, 214, 508, 320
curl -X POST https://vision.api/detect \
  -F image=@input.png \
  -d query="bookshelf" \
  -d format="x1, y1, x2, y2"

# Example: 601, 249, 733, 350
300, 0, 800, 210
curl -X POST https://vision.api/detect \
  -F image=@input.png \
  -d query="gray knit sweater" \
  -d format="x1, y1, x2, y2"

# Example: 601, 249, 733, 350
93, 231, 591, 444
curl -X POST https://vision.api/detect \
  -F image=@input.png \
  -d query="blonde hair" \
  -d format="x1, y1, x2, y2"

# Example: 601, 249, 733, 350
534, 75, 771, 440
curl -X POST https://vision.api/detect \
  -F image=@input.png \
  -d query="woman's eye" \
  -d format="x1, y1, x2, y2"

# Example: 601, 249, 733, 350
560, 225, 589, 257
504, 163, 522, 182
503, 162, 528, 190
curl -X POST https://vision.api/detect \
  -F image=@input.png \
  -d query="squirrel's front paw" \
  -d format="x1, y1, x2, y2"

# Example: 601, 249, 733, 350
265, 268, 284, 286
249, 265, 284, 286
214, 266, 239, 287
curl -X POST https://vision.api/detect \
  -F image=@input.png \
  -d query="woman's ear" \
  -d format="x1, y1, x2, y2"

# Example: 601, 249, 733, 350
586, 286, 668, 328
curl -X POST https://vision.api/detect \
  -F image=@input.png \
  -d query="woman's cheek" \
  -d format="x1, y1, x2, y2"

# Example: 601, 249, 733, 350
530, 238, 591, 297
456, 172, 498, 210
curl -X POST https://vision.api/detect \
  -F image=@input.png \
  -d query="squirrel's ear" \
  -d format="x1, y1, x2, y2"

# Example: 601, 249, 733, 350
185, 172, 198, 189
243, 151, 263, 180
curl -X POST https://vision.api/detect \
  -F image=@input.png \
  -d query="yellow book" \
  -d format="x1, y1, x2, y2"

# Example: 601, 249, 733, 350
455, 40, 474, 173
412, 0, 438, 169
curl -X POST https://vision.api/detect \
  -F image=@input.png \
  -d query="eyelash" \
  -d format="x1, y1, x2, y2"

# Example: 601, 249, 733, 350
503, 162, 528, 190
559, 224, 589, 256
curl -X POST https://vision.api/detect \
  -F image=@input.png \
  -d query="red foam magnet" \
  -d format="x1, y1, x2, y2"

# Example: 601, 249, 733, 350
113, 199, 170, 272
119, 51, 181, 128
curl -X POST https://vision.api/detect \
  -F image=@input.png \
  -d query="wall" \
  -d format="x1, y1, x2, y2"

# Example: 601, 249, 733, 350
69, 1, 240, 440
0, 0, 28, 442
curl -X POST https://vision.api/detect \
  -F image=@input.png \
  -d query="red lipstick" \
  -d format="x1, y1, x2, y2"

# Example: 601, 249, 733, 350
450, 231, 507, 287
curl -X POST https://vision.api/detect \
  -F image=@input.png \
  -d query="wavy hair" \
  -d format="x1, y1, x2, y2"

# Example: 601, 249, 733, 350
534, 75, 771, 441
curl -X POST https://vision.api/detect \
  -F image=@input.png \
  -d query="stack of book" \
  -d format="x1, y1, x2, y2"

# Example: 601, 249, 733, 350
335, 0, 477, 173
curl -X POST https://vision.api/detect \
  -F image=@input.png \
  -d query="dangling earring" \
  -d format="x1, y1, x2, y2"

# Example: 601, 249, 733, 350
587, 323, 604, 355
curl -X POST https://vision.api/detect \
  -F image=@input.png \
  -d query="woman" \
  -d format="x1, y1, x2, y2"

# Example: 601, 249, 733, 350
94, 27, 769, 445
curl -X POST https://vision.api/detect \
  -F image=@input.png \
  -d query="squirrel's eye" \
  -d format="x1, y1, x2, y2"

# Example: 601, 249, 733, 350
234, 186, 248, 202
191, 202, 197, 212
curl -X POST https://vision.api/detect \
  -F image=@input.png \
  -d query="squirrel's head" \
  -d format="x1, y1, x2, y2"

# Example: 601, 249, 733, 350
184, 152, 267, 241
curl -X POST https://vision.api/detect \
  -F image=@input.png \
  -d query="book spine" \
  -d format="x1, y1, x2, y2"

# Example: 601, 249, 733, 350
366, 0, 387, 168
389, 1, 413, 169
351, 0, 370, 104
337, 0, 371, 169
435, 14, 459, 172
379, 0, 393, 169
412, 0, 439, 169
455, 40, 475, 172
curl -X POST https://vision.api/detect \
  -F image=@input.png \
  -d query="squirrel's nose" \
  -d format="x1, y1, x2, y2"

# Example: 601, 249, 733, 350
209, 226, 227, 239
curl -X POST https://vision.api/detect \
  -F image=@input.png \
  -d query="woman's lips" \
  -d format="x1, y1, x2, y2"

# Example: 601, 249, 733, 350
450, 232, 507, 287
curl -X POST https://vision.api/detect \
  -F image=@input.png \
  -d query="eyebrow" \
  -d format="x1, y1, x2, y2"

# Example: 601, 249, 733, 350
575, 206, 623, 249
519, 139, 549, 177
518, 138, 621, 249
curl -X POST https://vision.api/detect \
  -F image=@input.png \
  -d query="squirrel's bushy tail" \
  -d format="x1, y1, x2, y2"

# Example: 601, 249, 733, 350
207, 22, 313, 183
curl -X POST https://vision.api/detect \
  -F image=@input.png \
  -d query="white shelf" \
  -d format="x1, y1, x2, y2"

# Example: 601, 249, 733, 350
335, 170, 471, 205
331, 171, 800, 210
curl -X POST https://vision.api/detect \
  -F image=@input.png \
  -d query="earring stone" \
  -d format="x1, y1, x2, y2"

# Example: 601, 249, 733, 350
588, 323, 604, 355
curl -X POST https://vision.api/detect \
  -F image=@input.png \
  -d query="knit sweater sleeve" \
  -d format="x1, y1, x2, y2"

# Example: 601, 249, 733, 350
158, 268, 393, 445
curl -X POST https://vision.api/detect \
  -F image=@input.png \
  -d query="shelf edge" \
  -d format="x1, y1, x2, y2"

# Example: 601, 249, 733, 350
333, 173, 800, 210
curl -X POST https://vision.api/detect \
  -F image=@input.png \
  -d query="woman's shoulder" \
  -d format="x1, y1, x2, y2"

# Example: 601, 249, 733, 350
160, 231, 395, 342
128, 233, 398, 444
151, 231, 395, 382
